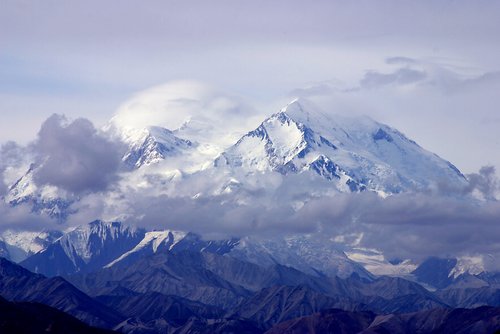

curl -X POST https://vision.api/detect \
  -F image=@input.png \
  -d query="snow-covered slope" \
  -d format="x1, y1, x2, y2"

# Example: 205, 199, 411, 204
21, 220, 145, 276
345, 247, 417, 276
106, 98, 467, 200
449, 256, 486, 279
121, 126, 195, 168
0, 229, 62, 262
5, 164, 74, 221
105, 230, 187, 268
215, 99, 466, 194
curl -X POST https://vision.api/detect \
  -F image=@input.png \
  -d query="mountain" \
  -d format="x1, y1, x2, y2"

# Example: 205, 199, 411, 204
345, 247, 417, 276
96, 291, 223, 329
412, 257, 459, 289
412, 256, 490, 289
21, 220, 145, 276
13, 232, 500, 334
265, 308, 376, 334
0, 240, 9, 259
5, 98, 469, 222
215, 99, 466, 194
70, 250, 252, 310
362, 306, 500, 333
0, 257, 123, 329
166, 232, 372, 280
0, 296, 117, 334
69, 248, 450, 314
5, 163, 75, 221
265, 307, 500, 334
229, 285, 359, 329
21, 222, 371, 280
104, 230, 187, 268
437, 286, 500, 309
71, 249, 367, 312
138, 317, 262, 334
121, 126, 195, 168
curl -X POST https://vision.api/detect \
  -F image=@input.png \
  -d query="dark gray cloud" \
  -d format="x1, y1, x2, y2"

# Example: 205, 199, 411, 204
103, 189, 500, 270
339, 193, 500, 263
31, 114, 124, 194
0, 200, 53, 231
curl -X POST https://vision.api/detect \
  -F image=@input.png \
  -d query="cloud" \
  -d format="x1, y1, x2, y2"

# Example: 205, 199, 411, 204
0, 200, 53, 232
0, 141, 28, 195
465, 166, 499, 200
360, 68, 427, 89
105, 189, 500, 270
340, 193, 500, 263
31, 114, 123, 194
56, 164, 500, 270
110, 80, 262, 149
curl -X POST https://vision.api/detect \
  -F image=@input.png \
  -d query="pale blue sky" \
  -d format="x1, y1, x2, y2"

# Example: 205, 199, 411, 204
1, 0, 500, 173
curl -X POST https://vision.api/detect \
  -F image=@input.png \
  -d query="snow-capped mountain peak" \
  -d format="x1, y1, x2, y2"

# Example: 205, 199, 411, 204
20, 220, 146, 275
449, 255, 486, 279
215, 98, 466, 194
279, 98, 339, 133
59, 220, 143, 263
122, 126, 195, 168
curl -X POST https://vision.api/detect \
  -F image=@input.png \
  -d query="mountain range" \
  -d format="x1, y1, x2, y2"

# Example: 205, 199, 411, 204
0, 99, 497, 333
1, 243, 499, 333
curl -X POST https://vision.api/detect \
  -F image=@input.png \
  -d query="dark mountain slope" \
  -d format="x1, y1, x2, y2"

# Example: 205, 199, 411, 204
0, 257, 123, 329
0, 295, 117, 334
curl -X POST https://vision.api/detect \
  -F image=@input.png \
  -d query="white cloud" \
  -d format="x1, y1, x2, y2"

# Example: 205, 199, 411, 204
110, 81, 264, 149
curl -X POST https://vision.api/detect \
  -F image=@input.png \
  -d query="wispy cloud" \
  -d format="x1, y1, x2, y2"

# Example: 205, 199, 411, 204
360, 68, 427, 89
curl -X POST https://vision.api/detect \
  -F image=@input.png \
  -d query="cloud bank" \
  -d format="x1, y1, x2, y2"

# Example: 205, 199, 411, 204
57, 159, 500, 269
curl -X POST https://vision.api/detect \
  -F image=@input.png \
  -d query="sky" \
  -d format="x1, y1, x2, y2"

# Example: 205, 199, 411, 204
1, 0, 500, 174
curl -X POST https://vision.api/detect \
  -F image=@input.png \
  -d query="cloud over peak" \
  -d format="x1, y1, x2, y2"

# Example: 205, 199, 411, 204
32, 114, 123, 194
